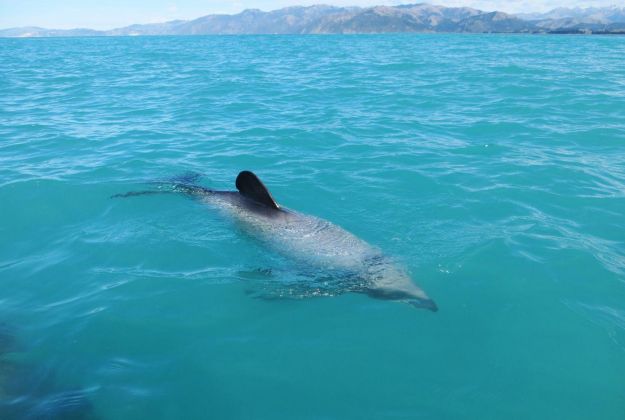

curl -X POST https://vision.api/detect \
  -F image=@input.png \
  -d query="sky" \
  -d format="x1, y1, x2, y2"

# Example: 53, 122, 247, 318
0, 0, 620, 30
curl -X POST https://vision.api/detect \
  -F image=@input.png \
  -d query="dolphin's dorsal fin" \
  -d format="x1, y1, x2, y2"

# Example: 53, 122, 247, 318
235, 171, 280, 210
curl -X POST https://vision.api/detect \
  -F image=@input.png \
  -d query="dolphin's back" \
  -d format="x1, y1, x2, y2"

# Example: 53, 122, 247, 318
259, 210, 379, 271
198, 173, 380, 271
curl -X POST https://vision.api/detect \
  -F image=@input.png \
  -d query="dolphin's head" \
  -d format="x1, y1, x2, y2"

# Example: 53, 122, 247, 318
362, 257, 438, 312
364, 286, 438, 312
406, 295, 438, 312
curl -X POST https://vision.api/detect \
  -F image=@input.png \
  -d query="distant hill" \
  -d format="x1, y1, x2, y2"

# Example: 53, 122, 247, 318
2, 3, 625, 37
0, 26, 103, 37
517, 5, 625, 23
519, 5, 625, 33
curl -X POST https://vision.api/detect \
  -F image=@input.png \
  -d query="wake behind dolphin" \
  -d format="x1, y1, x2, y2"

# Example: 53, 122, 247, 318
115, 171, 437, 312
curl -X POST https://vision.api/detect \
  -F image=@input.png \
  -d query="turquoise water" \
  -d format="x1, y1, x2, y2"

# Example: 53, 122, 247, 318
1, 34, 625, 419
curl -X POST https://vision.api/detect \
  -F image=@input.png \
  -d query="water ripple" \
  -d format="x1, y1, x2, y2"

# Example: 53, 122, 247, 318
1, 34, 625, 420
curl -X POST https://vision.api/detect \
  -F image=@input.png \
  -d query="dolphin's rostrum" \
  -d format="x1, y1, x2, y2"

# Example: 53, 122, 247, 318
117, 171, 437, 312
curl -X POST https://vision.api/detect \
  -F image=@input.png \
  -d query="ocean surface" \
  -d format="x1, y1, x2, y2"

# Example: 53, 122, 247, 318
1, 34, 624, 419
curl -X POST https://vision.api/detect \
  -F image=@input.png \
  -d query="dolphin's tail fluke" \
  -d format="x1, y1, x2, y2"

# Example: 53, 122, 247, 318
110, 189, 173, 199
111, 172, 210, 199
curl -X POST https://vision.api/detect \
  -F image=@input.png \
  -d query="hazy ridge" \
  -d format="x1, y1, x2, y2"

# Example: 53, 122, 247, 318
2, 3, 625, 37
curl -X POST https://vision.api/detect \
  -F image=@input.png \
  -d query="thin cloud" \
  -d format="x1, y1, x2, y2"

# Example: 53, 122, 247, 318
429, 0, 621, 14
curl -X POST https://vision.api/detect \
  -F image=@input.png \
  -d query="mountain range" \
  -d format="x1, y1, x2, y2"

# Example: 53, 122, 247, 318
2, 4, 625, 37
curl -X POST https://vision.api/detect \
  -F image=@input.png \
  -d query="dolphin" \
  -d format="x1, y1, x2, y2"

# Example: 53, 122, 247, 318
116, 171, 437, 312
0, 323, 95, 419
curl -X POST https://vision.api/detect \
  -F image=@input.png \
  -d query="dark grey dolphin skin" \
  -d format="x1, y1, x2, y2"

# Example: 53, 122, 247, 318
116, 171, 437, 312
